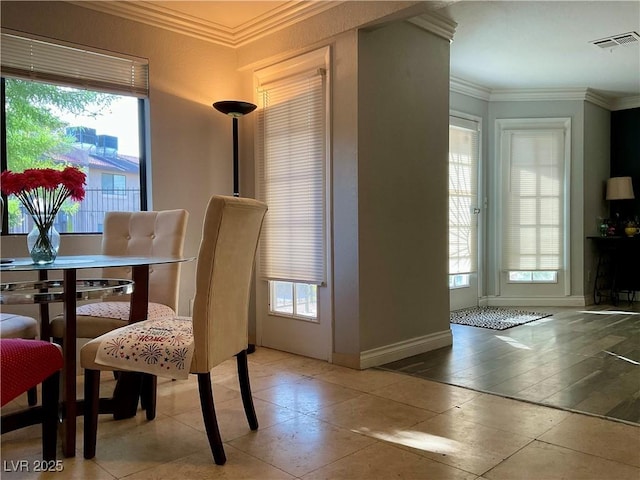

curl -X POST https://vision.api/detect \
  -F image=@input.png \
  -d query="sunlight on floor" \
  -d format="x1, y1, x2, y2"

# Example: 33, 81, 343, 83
352, 427, 460, 454
494, 335, 532, 350
604, 350, 640, 365
527, 317, 555, 324
579, 310, 639, 315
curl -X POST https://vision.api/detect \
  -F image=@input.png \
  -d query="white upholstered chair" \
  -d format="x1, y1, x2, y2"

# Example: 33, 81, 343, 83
81, 196, 267, 465
49, 209, 189, 340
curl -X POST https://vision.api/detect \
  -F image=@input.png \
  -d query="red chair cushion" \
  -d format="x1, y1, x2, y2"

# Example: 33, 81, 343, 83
1, 339, 63, 406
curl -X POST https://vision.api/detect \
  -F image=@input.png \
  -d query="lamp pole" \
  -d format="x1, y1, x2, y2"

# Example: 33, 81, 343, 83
212, 100, 257, 197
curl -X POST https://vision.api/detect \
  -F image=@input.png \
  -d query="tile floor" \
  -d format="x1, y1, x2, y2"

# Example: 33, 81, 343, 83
1, 347, 639, 479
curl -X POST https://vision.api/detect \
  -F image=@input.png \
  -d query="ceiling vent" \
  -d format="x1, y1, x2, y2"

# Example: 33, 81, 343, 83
590, 31, 640, 49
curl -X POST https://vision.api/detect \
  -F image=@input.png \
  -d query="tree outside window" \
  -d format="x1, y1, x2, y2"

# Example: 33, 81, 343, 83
3, 78, 142, 233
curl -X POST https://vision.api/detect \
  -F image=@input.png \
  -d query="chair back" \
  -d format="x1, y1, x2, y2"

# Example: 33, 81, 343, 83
100, 210, 189, 311
190, 196, 267, 372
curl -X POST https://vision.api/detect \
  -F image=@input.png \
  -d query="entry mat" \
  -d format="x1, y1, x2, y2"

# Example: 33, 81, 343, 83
450, 306, 551, 330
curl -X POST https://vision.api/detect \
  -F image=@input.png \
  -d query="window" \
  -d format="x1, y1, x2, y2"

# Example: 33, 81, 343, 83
508, 271, 558, 283
449, 274, 470, 289
269, 281, 318, 320
449, 116, 479, 289
102, 173, 127, 196
1, 30, 148, 234
256, 48, 329, 321
497, 118, 570, 286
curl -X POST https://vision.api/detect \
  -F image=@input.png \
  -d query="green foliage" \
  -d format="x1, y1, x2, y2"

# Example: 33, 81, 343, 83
4, 78, 114, 228
5, 78, 114, 172
6, 198, 22, 228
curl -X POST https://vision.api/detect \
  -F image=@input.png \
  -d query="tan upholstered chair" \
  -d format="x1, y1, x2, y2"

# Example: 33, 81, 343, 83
81, 196, 267, 465
0, 313, 38, 340
49, 209, 189, 340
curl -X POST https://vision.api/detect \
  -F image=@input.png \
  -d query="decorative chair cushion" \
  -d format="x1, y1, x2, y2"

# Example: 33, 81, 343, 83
1, 339, 63, 406
91, 316, 194, 380
75, 302, 176, 321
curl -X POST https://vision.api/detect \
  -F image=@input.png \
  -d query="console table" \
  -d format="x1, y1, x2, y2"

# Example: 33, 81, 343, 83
588, 236, 640, 305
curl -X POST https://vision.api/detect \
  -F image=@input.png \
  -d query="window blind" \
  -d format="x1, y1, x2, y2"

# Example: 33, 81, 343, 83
257, 70, 326, 285
503, 130, 564, 271
1, 30, 149, 97
449, 116, 479, 275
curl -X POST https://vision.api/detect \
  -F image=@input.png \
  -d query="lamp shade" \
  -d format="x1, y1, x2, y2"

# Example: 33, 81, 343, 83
606, 176, 635, 200
213, 100, 256, 118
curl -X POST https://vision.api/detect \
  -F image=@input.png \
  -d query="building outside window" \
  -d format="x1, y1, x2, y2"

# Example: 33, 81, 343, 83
102, 173, 127, 196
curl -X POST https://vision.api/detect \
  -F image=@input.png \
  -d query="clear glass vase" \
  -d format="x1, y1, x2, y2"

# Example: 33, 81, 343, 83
27, 223, 60, 264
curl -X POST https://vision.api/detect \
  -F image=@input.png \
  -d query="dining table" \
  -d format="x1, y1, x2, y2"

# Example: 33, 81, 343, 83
0, 254, 194, 457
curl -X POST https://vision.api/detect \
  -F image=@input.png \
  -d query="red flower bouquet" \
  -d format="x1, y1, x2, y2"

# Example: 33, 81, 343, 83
1, 166, 86, 263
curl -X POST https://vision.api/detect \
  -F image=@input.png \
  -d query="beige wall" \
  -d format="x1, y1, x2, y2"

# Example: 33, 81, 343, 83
1, 1, 452, 367
1, 1, 240, 317
357, 22, 451, 351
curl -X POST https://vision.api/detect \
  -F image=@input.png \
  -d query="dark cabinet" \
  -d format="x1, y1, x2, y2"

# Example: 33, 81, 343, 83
588, 236, 640, 304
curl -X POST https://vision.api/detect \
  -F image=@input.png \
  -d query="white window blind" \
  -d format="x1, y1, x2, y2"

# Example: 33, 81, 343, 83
257, 69, 326, 285
449, 116, 479, 275
1, 30, 148, 97
503, 130, 564, 271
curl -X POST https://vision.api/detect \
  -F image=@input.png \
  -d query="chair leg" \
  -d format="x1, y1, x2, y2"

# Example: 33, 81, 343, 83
83, 369, 100, 459
141, 374, 157, 420
41, 371, 60, 461
27, 386, 38, 406
236, 350, 258, 430
197, 373, 226, 465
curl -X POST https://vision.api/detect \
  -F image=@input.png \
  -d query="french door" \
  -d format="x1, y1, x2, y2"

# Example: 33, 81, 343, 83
254, 47, 332, 360
449, 113, 482, 311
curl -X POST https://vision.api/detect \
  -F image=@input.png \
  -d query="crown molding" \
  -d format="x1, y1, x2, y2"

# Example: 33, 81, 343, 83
490, 87, 600, 104
610, 95, 640, 111
490, 87, 636, 111
407, 11, 457, 42
450, 76, 491, 101
66, 1, 342, 48
451, 79, 640, 111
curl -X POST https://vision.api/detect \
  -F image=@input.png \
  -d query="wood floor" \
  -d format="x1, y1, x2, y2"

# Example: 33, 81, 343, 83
380, 303, 640, 425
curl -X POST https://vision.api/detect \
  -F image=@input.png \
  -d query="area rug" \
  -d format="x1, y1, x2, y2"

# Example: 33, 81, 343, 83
450, 306, 551, 330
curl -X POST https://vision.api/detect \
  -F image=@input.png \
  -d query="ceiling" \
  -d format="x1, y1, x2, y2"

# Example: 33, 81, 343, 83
72, 1, 640, 102
442, 1, 640, 101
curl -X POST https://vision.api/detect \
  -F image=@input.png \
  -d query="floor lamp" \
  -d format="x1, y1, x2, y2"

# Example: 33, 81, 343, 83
213, 100, 258, 354
212, 100, 257, 197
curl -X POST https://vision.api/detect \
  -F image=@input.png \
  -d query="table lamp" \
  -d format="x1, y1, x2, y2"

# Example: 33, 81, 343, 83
606, 176, 635, 234
606, 176, 635, 201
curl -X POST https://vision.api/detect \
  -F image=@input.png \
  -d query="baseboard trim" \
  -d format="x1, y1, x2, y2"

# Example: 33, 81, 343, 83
484, 296, 586, 307
360, 330, 452, 370
331, 352, 361, 370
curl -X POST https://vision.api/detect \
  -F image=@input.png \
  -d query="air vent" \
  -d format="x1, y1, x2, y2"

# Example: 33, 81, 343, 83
590, 31, 640, 49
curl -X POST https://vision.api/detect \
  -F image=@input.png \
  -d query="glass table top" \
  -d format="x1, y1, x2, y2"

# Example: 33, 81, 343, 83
0, 254, 194, 271
0, 278, 135, 305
